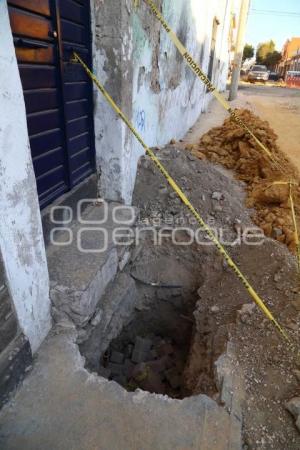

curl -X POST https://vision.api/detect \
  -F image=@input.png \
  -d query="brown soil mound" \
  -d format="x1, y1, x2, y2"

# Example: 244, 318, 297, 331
186, 109, 300, 253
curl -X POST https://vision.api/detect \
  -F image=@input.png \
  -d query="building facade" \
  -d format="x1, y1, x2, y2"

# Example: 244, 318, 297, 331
278, 37, 300, 77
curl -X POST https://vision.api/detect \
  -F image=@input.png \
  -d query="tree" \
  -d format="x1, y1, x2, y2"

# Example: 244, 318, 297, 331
256, 40, 276, 65
263, 51, 282, 70
243, 44, 254, 62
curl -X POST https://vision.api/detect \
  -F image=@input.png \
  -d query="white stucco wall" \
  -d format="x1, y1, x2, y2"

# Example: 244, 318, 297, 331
125, 0, 232, 202
91, 0, 232, 205
0, 2, 51, 353
133, 0, 230, 142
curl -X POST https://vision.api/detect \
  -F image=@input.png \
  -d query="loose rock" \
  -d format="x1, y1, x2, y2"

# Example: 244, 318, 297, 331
286, 397, 300, 419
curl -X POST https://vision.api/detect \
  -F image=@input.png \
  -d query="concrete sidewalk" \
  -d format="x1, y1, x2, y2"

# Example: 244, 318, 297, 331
0, 328, 239, 450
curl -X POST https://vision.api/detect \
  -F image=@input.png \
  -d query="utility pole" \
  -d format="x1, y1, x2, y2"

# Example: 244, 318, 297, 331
229, 0, 250, 101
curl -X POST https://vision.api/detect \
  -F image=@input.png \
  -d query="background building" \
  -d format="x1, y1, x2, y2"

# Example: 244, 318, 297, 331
278, 37, 300, 77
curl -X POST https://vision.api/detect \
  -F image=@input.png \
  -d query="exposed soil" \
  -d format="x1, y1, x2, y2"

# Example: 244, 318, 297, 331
130, 146, 300, 449
184, 109, 300, 254
80, 142, 300, 448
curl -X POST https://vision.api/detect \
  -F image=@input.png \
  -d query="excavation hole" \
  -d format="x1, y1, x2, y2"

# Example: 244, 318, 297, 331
100, 290, 196, 398
80, 246, 224, 400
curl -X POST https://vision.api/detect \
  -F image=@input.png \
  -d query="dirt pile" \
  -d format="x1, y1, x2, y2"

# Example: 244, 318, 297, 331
185, 109, 300, 252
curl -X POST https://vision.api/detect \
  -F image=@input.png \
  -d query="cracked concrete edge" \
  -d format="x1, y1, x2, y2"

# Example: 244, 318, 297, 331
215, 341, 245, 450
78, 272, 139, 368
0, 326, 243, 449
69, 329, 242, 450
35, 327, 240, 449
50, 247, 119, 327
48, 203, 141, 328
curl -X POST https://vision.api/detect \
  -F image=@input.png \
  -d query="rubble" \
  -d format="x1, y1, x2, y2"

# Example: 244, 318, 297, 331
297, 417, 300, 433
101, 335, 187, 397
293, 370, 300, 382
292, 298, 300, 311
286, 397, 300, 419
212, 191, 224, 201
238, 304, 256, 316
286, 398, 300, 433
131, 337, 152, 363
187, 109, 300, 253
110, 351, 124, 364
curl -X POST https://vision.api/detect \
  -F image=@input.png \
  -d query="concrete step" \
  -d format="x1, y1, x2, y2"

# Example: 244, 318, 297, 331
47, 202, 137, 327
0, 312, 18, 355
0, 333, 32, 408
0, 286, 12, 324
0, 285, 18, 355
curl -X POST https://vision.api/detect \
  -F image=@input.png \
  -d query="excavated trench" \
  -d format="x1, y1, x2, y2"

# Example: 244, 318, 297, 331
77, 146, 299, 446
80, 240, 227, 400
78, 147, 252, 401
101, 286, 198, 398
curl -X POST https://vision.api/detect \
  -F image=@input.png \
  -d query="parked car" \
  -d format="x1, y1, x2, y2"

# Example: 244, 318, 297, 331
268, 71, 280, 81
247, 65, 269, 83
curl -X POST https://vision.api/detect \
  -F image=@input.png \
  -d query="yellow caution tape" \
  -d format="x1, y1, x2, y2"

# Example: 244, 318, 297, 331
270, 181, 297, 186
142, 0, 280, 167
141, 0, 300, 272
72, 51, 289, 342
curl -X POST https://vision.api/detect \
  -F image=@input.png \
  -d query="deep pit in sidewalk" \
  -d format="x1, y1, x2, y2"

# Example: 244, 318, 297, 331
78, 146, 300, 446
97, 286, 221, 398
101, 289, 203, 399
79, 241, 227, 400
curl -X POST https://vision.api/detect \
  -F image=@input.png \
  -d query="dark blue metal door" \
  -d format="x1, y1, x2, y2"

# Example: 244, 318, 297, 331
8, 0, 95, 208
57, 0, 95, 188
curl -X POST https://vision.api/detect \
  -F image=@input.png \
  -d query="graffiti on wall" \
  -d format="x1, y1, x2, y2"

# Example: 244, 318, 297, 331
136, 109, 146, 132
